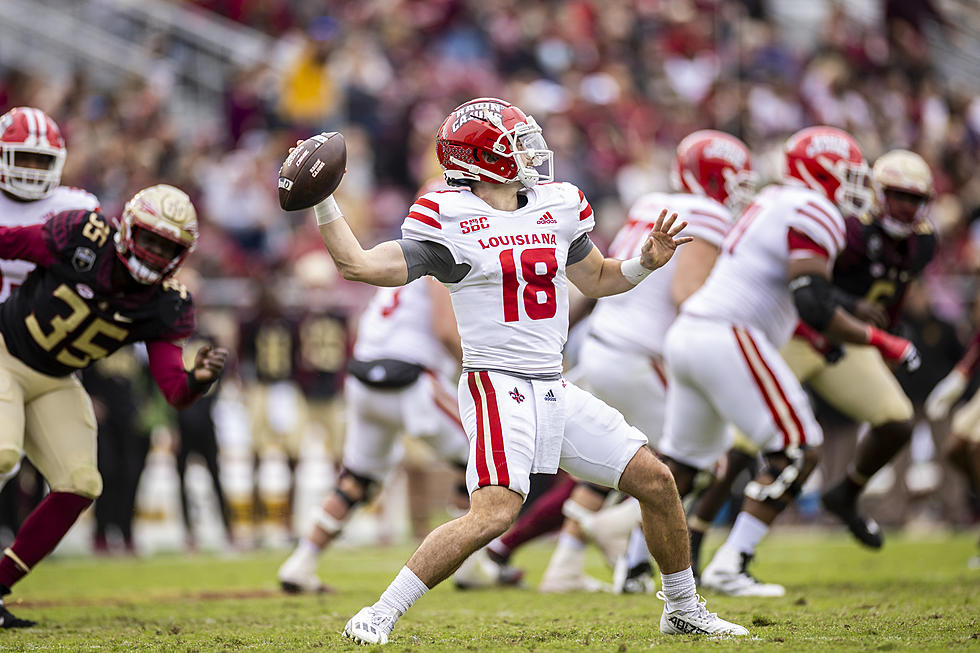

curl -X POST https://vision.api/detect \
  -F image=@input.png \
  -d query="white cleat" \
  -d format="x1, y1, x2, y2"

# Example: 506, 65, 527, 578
343, 606, 398, 645
539, 569, 611, 593
658, 591, 749, 636
700, 545, 785, 597
613, 556, 656, 595
277, 548, 328, 594
453, 548, 523, 589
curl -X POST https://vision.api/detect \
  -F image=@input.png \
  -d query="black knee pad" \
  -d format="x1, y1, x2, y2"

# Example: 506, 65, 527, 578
336, 467, 380, 508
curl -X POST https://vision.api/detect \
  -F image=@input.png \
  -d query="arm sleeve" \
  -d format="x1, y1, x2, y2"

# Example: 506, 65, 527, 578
566, 233, 595, 265
396, 239, 470, 283
146, 340, 209, 409
0, 224, 57, 266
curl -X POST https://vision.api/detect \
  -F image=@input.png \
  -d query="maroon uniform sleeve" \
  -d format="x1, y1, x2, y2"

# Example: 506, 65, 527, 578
146, 340, 206, 409
957, 329, 980, 377
0, 224, 57, 266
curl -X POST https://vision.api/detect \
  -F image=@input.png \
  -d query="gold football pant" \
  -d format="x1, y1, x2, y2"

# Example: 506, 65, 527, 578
781, 337, 913, 426
0, 335, 101, 498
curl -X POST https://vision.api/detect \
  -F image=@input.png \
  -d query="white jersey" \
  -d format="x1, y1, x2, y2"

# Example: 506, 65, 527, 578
0, 186, 100, 300
682, 184, 845, 347
353, 278, 457, 377
588, 192, 734, 356
402, 183, 595, 375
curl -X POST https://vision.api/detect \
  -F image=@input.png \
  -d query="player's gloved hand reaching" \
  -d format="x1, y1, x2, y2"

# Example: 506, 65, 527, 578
640, 209, 693, 270
866, 326, 920, 373
192, 345, 228, 384
924, 367, 968, 420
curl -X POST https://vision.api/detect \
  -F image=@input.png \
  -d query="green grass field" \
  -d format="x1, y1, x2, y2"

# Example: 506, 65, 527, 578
2, 531, 978, 651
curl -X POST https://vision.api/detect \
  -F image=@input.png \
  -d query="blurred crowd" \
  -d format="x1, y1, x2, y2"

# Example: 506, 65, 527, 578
0, 0, 979, 549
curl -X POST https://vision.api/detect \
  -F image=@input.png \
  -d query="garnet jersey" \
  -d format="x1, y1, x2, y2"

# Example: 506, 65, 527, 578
354, 279, 457, 378
683, 185, 846, 347
295, 309, 348, 398
401, 183, 595, 375
589, 192, 734, 356
0, 210, 194, 377
238, 313, 300, 384
832, 214, 936, 329
0, 186, 99, 300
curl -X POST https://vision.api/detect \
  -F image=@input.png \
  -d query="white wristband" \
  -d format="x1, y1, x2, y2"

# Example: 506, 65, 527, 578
621, 257, 652, 285
313, 196, 343, 225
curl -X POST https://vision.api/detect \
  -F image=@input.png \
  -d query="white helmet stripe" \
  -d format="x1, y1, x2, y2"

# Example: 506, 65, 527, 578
22, 107, 38, 146
32, 108, 47, 144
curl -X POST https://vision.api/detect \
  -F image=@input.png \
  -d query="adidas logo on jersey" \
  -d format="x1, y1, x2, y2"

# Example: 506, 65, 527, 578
544, 389, 557, 402
537, 212, 557, 225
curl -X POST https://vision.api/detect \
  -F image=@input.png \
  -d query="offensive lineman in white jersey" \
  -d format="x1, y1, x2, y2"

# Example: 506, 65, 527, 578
660, 126, 920, 597
537, 130, 756, 594
276, 275, 470, 593
0, 107, 100, 496
303, 97, 747, 643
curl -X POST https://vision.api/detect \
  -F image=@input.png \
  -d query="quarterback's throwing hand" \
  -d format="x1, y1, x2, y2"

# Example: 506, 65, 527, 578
192, 345, 228, 384
640, 209, 693, 270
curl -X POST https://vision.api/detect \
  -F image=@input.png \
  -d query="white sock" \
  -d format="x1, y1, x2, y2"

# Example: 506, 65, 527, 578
727, 512, 769, 556
487, 537, 509, 558
660, 567, 698, 613
375, 566, 429, 617
624, 525, 649, 569
557, 531, 586, 551
298, 538, 321, 556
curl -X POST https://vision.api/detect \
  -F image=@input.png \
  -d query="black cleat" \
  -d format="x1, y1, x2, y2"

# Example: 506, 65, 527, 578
0, 604, 35, 629
821, 482, 883, 549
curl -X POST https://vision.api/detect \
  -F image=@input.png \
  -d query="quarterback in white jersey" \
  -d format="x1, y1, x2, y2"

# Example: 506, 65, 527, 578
277, 276, 469, 594
305, 98, 747, 643
0, 107, 99, 498
539, 130, 754, 595
660, 126, 919, 598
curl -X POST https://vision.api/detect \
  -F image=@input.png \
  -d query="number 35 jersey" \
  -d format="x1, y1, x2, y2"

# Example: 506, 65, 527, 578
0, 209, 195, 377
401, 183, 595, 376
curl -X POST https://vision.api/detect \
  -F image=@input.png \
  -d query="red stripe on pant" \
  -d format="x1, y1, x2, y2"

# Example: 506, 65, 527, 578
479, 371, 510, 488
732, 327, 800, 448
467, 372, 491, 486
740, 329, 806, 445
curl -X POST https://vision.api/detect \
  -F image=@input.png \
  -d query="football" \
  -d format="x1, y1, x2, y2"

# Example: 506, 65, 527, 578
278, 132, 347, 211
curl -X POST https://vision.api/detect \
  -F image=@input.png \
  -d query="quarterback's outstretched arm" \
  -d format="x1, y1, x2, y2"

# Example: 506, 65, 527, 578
314, 197, 409, 287
568, 209, 691, 298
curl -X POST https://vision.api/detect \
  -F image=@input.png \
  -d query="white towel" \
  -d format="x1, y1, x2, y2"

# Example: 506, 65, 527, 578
530, 378, 566, 474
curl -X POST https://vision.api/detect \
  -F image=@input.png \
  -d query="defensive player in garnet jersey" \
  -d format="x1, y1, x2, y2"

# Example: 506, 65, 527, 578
659, 126, 920, 598
0, 184, 227, 627
687, 149, 938, 583
0, 107, 101, 492
276, 275, 469, 593
533, 130, 755, 594
304, 98, 747, 643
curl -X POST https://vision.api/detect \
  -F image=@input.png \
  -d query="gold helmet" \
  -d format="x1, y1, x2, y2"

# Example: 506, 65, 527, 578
872, 149, 933, 238
115, 184, 198, 284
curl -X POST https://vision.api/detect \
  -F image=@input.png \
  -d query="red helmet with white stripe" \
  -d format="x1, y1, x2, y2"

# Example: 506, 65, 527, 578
671, 130, 756, 214
783, 126, 871, 215
0, 107, 67, 200
436, 97, 553, 188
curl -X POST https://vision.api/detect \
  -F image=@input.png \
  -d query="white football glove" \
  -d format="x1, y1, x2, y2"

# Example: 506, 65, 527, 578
924, 368, 969, 421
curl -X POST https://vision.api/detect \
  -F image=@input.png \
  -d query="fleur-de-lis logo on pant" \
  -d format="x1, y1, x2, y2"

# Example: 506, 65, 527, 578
509, 387, 525, 403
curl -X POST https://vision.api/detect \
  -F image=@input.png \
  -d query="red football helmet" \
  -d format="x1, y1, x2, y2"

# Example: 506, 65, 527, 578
436, 98, 552, 188
0, 107, 67, 200
671, 130, 756, 214
783, 126, 871, 215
